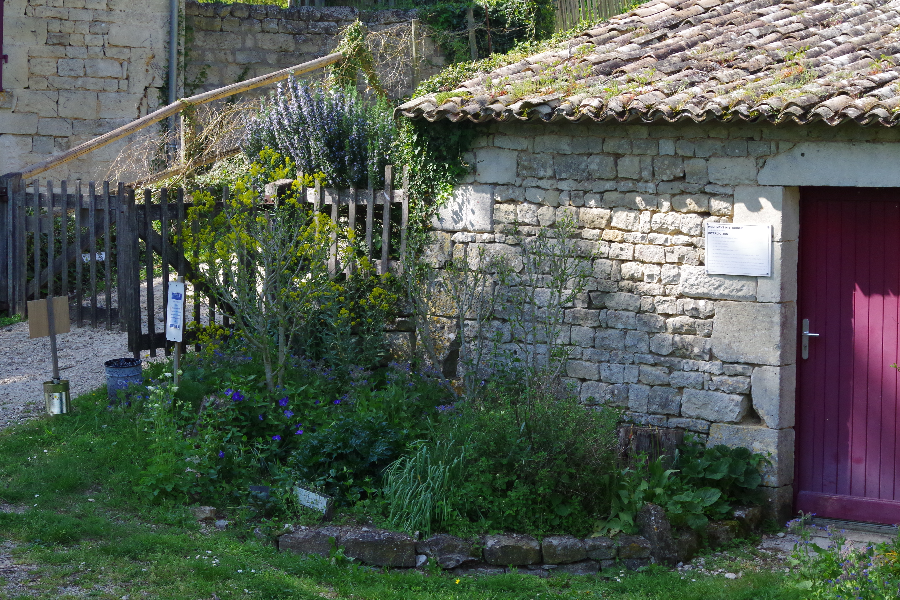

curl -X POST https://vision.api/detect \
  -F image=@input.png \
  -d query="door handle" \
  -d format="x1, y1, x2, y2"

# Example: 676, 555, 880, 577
802, 319, 819, 359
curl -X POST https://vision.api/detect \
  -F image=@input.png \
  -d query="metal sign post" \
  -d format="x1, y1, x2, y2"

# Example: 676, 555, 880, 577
27, 296, 71, 414
166, 276, 185, 386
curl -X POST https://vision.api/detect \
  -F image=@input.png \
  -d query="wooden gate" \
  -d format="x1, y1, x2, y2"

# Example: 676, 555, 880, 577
0, 166, 407, 357
796, 187, 900, 524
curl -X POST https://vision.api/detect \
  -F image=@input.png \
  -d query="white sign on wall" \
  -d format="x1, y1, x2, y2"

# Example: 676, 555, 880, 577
705, 223, 772, 277
165, 281, 185, 342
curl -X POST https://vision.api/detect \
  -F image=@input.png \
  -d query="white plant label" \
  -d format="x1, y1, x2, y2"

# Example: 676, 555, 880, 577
165, 281, 185, 342
705, 223, 772, 277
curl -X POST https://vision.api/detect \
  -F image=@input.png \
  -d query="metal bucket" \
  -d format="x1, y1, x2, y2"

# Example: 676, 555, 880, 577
104, 358, 143, 400
44, 380, 71, 415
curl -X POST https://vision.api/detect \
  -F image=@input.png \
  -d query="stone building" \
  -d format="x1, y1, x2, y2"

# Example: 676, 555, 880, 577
400, 0, 900, 524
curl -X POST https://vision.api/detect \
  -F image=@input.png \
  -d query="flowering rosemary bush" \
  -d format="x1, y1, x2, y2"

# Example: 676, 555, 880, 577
244, 79, 396, 189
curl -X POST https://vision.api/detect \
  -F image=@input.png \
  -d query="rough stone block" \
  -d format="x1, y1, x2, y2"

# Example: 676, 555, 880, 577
567, 360, 601, 380
416, 534, 480, 569
595, 328, 626, 350
601, 363, 626, 384
98, 92, 141, 119
602, 292, 641, 311
733, 186, 800, 242
707, 424, 795, 487
85, 58, 123, 78
672, 334, 711, 360
476, 147, 517, 184
57, 90, 98, 119
616, 535, 651, 559
565, 308, 601, 327
341, 528, 417, 567
584, 536, 616, 560
541, 536, 586, 564
681, 389, 748, 423
553, 560, 600, 575
635, 245, 665, 263
708, 375, 751, 394
0, 111, 39, 135
653, 156, 684, 180
636, 503, 678, 566
711, 301, 796, 366
628, 383, 650, 411
669, 370, 705, 389
649, 333, 674, 355
607, 310, 637, 330
667, 417, 710, 433
580, 207, 611, 229
279, 526, 343, 558
684, 158, 709, 184
626, 330, 650, 353
433, 185, 494, 232
518, 153, 553, 178
751, 364, 796, 429
678, 266, 756, 301
757, 240, 798, 303
57, 58, 84, 76
636, 313, 666, 333
648, 386, 681, 415
708, 157, 757, 185
706, 520, 740, 549
483, 534, 541, 566
571, 326, 595, 348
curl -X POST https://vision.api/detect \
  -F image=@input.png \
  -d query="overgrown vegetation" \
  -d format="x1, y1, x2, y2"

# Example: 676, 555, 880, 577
0, 394, 806, 598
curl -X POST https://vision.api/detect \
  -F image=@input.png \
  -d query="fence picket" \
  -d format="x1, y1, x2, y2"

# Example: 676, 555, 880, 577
88, 182, 98, 328
192, 217, 200, 352
60, 180, 68, 301
161, 188, 171, 356
75, 181, 83, 327
46, 181, 55, 301
400, 166, 409, 269
15, 179, 26, 315
32, 180, 40, 304
381, 165, 392, 275
144, 189, 156, 358
103, 181, 113, 330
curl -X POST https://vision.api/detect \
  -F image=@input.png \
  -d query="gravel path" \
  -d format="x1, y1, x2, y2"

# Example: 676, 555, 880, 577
0, 278, 212, 432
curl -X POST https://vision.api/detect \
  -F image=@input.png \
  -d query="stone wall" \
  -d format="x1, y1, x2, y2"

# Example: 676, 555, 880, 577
427, 119, 900, 520
184, 2, 447, 100
1, 0, 172, 181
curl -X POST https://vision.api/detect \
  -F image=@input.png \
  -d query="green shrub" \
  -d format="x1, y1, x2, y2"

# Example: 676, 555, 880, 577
431, 373, 619, 536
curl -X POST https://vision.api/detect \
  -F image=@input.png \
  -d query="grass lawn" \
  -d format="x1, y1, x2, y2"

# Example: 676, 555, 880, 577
0, 388, 804, 600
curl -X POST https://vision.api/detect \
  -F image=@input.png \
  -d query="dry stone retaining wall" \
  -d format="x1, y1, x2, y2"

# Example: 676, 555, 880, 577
427, 120, 900, 520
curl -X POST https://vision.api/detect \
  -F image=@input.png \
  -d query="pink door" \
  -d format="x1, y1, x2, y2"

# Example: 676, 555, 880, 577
796, 187, 900, 524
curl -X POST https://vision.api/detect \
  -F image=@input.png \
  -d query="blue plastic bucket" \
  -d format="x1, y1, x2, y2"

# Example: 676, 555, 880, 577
104, 358, 143, 399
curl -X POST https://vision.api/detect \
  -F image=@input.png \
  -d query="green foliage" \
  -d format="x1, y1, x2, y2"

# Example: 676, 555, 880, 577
433, 377, 620, 536
787, 514, 900, 599
287, 412, 413, 505
383, 436, 466, 536
596, 439, 769, 536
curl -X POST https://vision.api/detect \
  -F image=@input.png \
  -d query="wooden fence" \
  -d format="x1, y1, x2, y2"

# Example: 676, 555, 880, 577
0, 166, 407, 357
555, 0, 630, 31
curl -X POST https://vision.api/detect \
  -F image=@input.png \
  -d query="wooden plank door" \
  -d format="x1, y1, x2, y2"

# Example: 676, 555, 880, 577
796, 187, 900, 524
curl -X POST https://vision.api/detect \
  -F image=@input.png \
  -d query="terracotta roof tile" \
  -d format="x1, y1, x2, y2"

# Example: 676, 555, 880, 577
399, 0, 900, 126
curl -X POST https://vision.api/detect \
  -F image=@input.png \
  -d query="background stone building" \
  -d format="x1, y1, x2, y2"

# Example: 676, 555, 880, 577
401, 0, 900, 523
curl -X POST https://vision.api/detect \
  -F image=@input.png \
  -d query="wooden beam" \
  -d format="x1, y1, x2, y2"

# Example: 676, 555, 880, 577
10, 52, 343, 182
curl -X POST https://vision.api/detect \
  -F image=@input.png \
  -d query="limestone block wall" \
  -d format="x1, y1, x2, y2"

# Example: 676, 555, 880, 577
428, 120, 900, 520
185, 2, 447, 100
1, 0, 172, 181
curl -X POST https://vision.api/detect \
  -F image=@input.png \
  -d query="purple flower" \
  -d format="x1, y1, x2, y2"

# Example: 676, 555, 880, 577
314, 400, 320, 405
295, 429, 304, 435
230, 390, 245, 402
333, 399, 341, 405
225, 388, 233, 396
283, 409, 294, 418
272, 435, 281, 441
259, 414, 264, 421
218, 450, 225, 458
278, 397, 289, 407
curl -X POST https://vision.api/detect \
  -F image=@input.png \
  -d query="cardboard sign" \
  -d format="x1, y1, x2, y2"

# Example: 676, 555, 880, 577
705, 223, 772, 277
294, 486, 334, 518
165, 281, 185, 342
27, 297, 70, 339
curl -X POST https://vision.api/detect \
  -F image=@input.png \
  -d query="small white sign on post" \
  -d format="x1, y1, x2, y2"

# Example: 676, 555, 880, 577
294, 486, 334, 519
165, 281, 185, 342
705, 223, 772, 277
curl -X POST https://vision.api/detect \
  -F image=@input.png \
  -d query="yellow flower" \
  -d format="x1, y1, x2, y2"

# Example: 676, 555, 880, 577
455, 579, 460, 584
